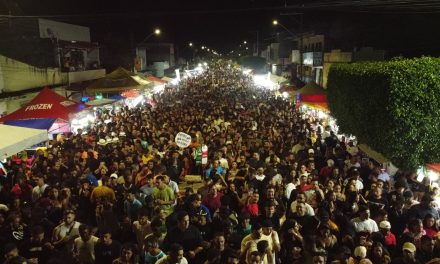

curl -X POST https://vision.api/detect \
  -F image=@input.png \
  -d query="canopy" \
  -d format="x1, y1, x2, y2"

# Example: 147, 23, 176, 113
425, 163, 440, 173
279, 84, 298, 93
358, 144, 389, 164
161, 76, 174, 83
296, 81, 327, 104
270, 74, 288, 84
147, 76, 167, 85
86, 67, 151, 94
0, 87, 85, 122
85, 98, 116, 106
0, 125, 47, 158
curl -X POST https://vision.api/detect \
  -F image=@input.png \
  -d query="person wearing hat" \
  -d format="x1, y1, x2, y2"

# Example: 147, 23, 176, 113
97, 138, 108, 146
390, 242, 421, 264
379, 220, 397, 252
351, 205, 379, 233
408, 194, 439, 221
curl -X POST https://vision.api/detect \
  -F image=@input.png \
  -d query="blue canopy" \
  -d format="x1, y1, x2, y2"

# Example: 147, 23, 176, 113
4, 118, 57, 130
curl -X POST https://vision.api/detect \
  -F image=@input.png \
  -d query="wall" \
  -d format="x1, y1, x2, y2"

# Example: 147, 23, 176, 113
0, 55, 65, 93
323, 49, 353, 88
38, 18, 91, 42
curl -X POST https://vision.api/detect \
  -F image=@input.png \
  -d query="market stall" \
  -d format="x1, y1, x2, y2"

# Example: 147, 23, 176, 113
0, 87, 86, 133
85, 67, 152, 95
295, 81, 328, 111
0, 125, 48, 159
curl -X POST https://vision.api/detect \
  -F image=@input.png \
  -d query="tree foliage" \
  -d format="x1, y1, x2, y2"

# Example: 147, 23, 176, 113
327, 57, 440, 170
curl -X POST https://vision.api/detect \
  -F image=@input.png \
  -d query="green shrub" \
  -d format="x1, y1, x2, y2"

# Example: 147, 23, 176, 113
327, 57, 440, 170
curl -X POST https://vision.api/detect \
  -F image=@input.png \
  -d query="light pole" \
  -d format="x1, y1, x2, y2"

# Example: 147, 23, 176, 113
273, 19, 303, 81
141, 28, 161, 43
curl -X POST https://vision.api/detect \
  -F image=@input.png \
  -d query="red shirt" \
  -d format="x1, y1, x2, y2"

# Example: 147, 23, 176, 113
425, 228, 438, 238
245, 203, 259, 217
384, 232, 396, 246
202, 192, 223, 213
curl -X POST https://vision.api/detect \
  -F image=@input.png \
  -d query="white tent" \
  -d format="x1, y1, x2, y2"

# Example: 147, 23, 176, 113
0, 125, 48, 158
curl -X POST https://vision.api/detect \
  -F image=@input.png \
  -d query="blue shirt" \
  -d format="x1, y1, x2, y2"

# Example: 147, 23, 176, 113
124, 198, 143, 220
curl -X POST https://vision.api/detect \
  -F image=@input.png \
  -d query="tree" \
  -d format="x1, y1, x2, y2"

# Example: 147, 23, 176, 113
327, 57, 440, 170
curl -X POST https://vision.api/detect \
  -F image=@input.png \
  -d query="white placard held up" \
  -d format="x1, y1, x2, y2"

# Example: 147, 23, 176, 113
175, 132, 192, 148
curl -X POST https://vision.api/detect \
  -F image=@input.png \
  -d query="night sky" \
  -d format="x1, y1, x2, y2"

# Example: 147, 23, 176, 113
2, 0, 440, 58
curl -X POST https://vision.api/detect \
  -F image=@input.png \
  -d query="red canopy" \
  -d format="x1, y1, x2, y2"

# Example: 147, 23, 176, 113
426, 163, 440, 173
0, 87, 85, 122
147, 76, 167, 84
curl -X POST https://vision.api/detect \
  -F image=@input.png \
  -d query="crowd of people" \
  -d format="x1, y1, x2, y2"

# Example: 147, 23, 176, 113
0, 59, 439, 264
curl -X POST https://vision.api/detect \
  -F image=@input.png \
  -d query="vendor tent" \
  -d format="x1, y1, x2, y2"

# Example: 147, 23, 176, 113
358, 144, 389, 164
270, 74, 288, 84
425, 163, 440, 173
161, 76, 174, 83
147, 76, 167, 86
0, 125, 47, 158
0, 87, 85, 127
295, 81, 328, 111
85, 67, 151, 94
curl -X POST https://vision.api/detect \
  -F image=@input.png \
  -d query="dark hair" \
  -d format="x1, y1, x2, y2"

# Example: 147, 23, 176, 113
257, 240, 269, 253
176, 210, 189, 221
169, 243, 183, 254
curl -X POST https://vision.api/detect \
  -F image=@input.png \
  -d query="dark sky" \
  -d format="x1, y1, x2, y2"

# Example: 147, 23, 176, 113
4, 0, 440, 57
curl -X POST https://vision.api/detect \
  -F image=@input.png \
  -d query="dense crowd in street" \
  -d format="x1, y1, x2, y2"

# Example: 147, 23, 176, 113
0, 59, 439, 264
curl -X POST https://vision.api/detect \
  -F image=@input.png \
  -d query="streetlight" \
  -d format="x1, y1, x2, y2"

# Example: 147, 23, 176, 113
201, 46, 205, 50
272, 19, 294, 36
243, 40, 247, 44
189, 42, 193, 47
141, 28, 161, 43
272, 18, 304, 81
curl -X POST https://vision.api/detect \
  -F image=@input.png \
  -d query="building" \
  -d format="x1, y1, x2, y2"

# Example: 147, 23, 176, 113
136, 43, 175, 77
322, 47, 386, 88
0, 18, 105, 114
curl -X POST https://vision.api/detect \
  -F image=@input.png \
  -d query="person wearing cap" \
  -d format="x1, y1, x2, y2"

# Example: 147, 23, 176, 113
391, 242, 421, 264
379, 220, 397, 252
351, 205, 379, 233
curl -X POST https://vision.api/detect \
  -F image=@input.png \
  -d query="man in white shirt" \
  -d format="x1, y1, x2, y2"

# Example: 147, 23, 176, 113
32, 174, 48, 202
284, 174, 297, 200
156, 243, 188, 264
351, 206, 379, 233
290, 192, 315, 216
73, 225, 99, 263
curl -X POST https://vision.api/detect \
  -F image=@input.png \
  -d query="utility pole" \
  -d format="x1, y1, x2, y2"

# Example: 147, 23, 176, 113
280, 12, 304, 82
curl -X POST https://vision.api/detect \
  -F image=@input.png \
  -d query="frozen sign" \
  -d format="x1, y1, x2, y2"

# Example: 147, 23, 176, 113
25, 104, 53, 111
175, 132, 192, 148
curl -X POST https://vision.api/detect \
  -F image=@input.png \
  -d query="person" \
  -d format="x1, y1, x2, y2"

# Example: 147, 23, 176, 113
407, 194, 439, 221
144, 235, 166, 264
416, 235, 439, 264
52, 209, 81, 253
31, 174, 48, 202
351, 205, 379, 234
123, 188, 143, 221
390, 242, 421, 264
152, 176, 176, 216
20, 225, 53, 264
163, 211, 203, 260
379, 220, 396, 253
73, 224, 99, 264
94, 228, 122, 264
133, 208, 152, 256
240, 222, 271, 262
156, 243, 188, 264
112, 243, 138, 264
